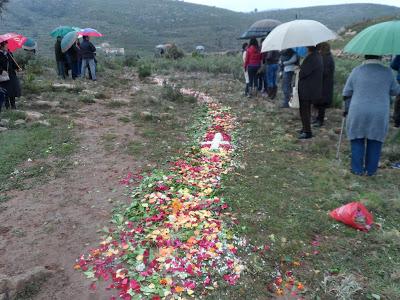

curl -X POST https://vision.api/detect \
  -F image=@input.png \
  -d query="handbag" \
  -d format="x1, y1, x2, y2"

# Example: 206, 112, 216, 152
0, 71, 10, 82
289, 68, 300, 109
0, 60, 10, 82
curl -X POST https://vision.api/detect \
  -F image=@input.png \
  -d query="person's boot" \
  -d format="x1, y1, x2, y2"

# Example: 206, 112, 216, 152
272, 86, 278, 99
10, 98, 16, 110
4, 98, 10, 110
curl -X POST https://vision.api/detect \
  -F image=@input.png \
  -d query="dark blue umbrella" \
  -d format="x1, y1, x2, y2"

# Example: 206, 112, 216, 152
239, 19, 282, 40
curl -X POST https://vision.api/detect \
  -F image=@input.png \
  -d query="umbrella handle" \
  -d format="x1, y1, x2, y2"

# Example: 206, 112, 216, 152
9, 53, 22, 71
336, 117, 346, 160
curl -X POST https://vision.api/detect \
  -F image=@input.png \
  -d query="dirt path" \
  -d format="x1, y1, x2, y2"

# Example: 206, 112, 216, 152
0, 79, 143, 299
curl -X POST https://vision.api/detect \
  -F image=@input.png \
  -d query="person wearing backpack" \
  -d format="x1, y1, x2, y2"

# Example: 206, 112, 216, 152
390, 55, 400, 128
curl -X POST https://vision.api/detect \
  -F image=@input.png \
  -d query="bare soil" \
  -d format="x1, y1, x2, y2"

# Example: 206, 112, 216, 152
0, 74, 148, 299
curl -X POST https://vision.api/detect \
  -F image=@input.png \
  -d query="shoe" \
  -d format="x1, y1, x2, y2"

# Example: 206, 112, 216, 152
298, 132, 312, 139
351, 170, 364, 176
313, 121, 323, 128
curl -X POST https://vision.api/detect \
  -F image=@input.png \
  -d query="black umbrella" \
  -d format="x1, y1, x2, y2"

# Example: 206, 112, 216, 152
239, 19, 282, 39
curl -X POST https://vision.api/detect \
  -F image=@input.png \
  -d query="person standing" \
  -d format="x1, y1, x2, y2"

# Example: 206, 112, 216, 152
0, 41, 22, 110
313, 42, 335, 127
55, 36, 65, 79
80, 36, 97, 81
390, 55, 400, 128
298, 46, 323, 139
242, 42, 250, 97
343, 55, 400, 176
280, 48, 298, 108
244, 38, 262, 98
66, 42, 79, 80
265, 50, 280, 99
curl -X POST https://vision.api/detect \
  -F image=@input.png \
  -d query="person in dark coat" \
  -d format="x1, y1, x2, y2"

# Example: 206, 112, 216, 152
80, 36, 97, 81
0, 41, 22, 110
66, 42, 79, 80
54, 36, 66, 79
390, 55, 400, 128
298, 46, 323, 139
312, 42, 335, 127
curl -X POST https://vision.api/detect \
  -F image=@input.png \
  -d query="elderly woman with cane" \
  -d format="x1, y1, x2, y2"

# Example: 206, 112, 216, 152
343, 55, 400, 176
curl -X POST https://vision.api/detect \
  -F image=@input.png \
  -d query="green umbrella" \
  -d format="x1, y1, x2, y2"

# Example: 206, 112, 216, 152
61, 31, 78, 53
50, 26, 80, 38
344, 20, 400, 55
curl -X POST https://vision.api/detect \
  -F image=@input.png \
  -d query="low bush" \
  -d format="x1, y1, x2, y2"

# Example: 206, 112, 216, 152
138, 64, 152, 79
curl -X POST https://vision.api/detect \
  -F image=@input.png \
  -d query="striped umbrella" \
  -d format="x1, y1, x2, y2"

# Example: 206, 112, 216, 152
79, 28, 103, 37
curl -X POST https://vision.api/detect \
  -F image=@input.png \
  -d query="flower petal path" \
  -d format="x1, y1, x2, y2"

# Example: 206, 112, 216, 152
75, 78, 244, 299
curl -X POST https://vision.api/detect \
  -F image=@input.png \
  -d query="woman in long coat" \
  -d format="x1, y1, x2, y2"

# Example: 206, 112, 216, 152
298, 46, 323, 139
343, 55, 400, 176
313, 42, 335, 127
0, 41, 22, 110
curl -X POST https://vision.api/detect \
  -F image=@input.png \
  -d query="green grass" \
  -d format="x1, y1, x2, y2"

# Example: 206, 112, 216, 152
166, 72, 400, 299
0, 124, 76, 192
79, 94, 96, 104
220, 104, 400, 300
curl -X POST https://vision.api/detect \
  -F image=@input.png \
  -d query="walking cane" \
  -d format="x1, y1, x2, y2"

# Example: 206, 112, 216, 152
336, 117, 346, 160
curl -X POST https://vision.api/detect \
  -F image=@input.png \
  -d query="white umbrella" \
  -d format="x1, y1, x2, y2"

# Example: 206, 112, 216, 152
261, 19, 337, 52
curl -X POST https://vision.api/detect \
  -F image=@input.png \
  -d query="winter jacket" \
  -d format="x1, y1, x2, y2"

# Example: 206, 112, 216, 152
244, 45, 261, 68
319, 53, 335, 107
281, 50, 298, 73
0, 51, 21, 98
265, 51, 280, 65
80, 40, 96, 59
298, 51, 323, 102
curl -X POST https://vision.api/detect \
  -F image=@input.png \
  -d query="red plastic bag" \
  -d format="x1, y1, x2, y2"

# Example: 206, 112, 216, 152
329, 202, 374, 231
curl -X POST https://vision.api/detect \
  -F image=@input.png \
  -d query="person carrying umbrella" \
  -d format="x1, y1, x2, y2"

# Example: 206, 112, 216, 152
343, 55, 400, 175
0, 41, 22, 110
80, 36, 96, 81
66, 41, 80, 80
55, 36, 66, 79
298, 46, 323, 139
390, 55, 400, 128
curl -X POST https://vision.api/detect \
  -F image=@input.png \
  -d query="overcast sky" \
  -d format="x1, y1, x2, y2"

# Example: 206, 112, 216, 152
184, 0, 400, 12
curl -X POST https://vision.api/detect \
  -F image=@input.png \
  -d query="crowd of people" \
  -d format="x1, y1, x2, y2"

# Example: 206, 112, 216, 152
242, 39, 336, 138
242, 38, 400, 176
0, 35, 98, 113
54, 35, 97, 81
